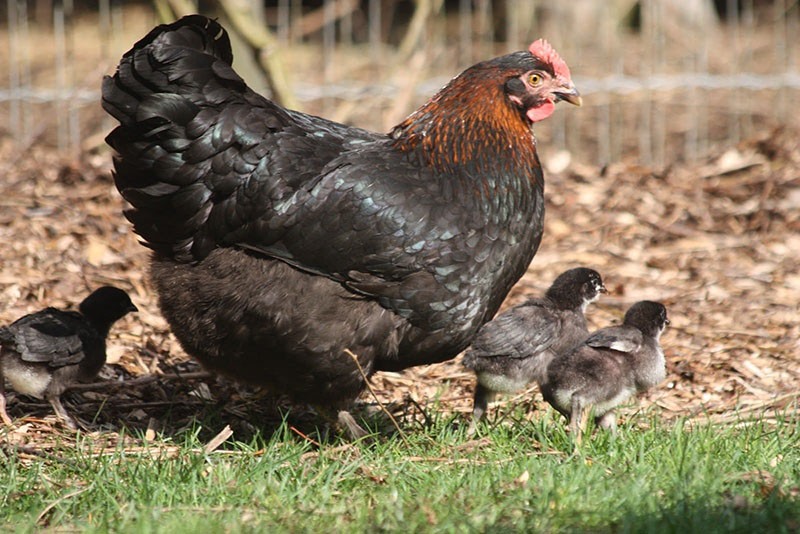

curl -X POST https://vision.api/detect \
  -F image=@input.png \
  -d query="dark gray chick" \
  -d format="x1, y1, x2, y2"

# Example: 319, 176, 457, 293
462, 267, 605, 426
541, 300, 669, 444
0, 286, 137, 428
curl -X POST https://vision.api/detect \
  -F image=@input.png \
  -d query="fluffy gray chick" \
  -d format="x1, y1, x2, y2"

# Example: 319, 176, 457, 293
463, 267, 605, 426
541, 300, 669, 444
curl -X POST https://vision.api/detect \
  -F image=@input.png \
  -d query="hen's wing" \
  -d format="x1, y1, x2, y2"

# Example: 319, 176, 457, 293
464, 299, 559, 364
545, 345, 626, 396
1, 310, 85, 367
241, 145, 516, 332
585, 326, 643, 354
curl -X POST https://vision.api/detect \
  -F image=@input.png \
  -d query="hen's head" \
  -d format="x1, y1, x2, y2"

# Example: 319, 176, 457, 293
392, 39, 580, 172
502, 39, 581, 123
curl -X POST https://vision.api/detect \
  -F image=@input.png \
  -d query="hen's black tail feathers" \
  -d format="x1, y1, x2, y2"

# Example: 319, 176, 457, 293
102, 15, 356, 263
102, 15, 237, 127
133, 15, 232, 65
102, 15, 253, 262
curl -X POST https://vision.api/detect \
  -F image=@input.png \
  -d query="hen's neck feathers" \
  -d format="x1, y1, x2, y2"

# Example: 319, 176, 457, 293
390, 66, 539, 177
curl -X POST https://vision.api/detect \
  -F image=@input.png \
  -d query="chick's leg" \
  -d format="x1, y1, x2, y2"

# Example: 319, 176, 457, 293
570, 396, 589, 446
596, 411, 617, 435
0, 380, 12, 426
48, 395, 78, 430
468, 383, 495, 435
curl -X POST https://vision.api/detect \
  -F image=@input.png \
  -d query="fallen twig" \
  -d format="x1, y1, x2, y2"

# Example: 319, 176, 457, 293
36, 487, 90, 525
344, 349, 407, 441
203, 425, 234, 454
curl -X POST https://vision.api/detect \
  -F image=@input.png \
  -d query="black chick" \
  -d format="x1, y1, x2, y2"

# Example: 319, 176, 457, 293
0, 286, 137, 428
541, 300, 669, 444
462, 268, 606, 426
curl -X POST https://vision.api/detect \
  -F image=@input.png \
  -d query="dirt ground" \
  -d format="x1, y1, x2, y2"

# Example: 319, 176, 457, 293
0, 120, 797, 448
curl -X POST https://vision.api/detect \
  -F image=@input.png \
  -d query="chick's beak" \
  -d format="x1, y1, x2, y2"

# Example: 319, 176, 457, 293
554, 84, 582, 107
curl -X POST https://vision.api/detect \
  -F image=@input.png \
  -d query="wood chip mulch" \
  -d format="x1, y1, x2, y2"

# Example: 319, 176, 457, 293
0, 126, 798, 453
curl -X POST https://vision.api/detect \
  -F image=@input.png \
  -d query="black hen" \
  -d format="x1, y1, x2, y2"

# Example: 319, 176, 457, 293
462, 267, 605, 425
0, 286, 137, 428
101, 15, 581, 413
541, 300, 669, 444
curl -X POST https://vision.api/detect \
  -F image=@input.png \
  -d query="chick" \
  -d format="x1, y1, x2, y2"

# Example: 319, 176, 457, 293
541, 300, 669, 444
0, 286, 137, 428
462, 268, 605, 426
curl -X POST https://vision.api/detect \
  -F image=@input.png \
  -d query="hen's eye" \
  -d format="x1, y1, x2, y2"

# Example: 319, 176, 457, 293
528, 73, 542, 86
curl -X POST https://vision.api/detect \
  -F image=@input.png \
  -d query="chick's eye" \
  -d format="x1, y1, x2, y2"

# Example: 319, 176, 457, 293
528, 73, 542, 86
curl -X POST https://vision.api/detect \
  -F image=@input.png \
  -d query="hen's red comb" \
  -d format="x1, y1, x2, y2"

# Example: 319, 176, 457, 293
528, 39, 571, 80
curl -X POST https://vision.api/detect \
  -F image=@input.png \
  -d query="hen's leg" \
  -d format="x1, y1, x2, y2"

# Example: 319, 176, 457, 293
336, 410, 368, 440
314, 405, 369, 441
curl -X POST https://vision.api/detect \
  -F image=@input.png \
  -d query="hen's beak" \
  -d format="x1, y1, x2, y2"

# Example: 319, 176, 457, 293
554, 84, 582, 107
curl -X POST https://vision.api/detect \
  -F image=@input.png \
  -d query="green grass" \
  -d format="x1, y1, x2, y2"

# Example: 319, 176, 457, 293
2, 408, 799, 533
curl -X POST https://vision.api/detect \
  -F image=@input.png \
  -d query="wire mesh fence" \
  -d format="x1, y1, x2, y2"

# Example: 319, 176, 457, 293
1, 0, 798, 166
